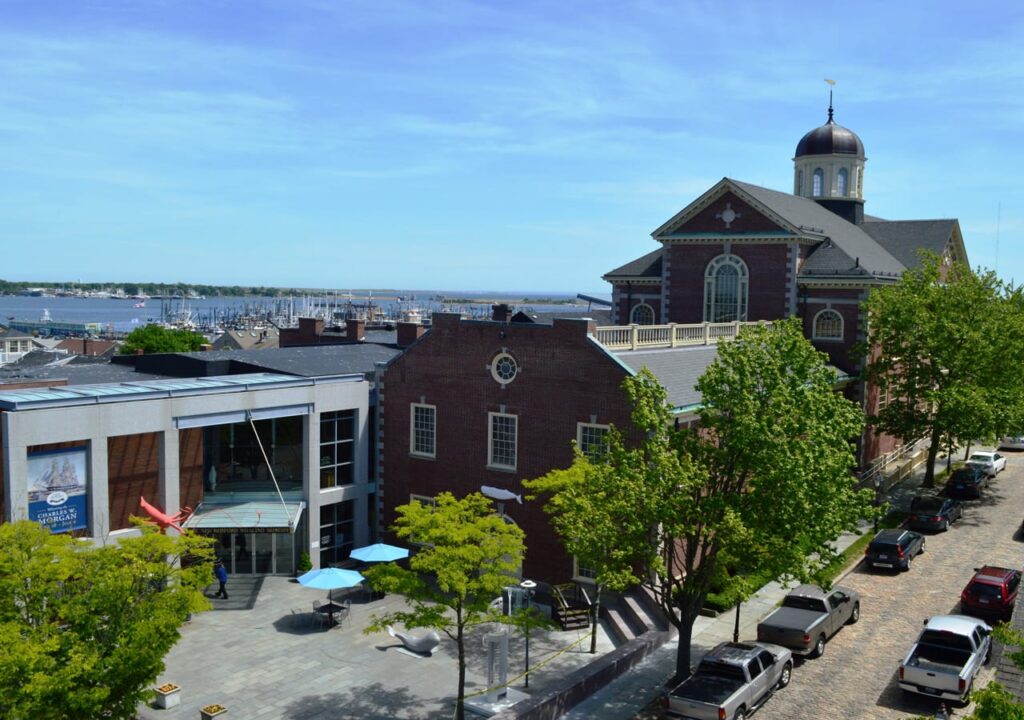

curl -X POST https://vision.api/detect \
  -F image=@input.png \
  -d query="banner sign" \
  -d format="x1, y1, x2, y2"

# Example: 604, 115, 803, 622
28, 448, 88, 534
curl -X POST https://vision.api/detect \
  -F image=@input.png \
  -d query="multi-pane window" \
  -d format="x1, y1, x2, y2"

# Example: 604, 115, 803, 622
630, 303, 655, 325
837, 168, 848, 196
812, 168, 824, 197
577, 423, 610, 459
574, 556, 598, 582
409, 403, 436, 458
320, 410, 355, 489
488, 412, 517, 470
319, 500, 354, 567
877, 385, 890, 412
703, 254, 749, 323
813, 309, 844, 340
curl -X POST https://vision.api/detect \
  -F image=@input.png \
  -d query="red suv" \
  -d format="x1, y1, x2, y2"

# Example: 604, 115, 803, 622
960, 566, 1021, 621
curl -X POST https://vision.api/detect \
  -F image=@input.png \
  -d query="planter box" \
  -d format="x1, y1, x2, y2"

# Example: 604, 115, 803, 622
200, 704, 227, 719
154, 684, 181, 709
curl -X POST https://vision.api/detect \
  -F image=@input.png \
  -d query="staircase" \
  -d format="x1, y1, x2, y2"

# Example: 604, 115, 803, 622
601, 586, 672, 646
552, 583, 592, 631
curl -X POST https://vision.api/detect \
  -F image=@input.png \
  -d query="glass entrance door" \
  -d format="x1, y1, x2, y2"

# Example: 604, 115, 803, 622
211, 532, 295, 575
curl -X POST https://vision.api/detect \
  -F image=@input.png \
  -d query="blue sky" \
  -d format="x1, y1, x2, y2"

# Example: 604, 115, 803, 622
1, 1, 1021, 293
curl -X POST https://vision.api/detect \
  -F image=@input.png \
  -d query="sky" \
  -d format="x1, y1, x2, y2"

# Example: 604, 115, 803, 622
1, 1, 1021, 294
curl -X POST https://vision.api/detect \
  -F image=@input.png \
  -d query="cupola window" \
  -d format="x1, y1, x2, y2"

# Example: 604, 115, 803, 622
703, 254, 748, 323
837, 168, 848, 197
812, 169, 824, 197
796, 169, 804, 195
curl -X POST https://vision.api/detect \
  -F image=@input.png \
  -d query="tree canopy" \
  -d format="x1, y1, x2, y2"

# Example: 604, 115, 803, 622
0, 521, 213, 719
530, 318, 873, 680
862, 253, 1024, 485
119, 323, 207, 354
362, 492, 525, 720
524, 434, 650, 652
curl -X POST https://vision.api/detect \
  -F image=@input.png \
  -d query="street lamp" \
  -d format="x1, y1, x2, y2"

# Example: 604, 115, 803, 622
520, 579, 537, 689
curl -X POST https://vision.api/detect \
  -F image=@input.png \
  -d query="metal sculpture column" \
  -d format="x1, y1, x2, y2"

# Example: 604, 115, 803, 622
520, 579, 537, 688
484, 631, 509, 703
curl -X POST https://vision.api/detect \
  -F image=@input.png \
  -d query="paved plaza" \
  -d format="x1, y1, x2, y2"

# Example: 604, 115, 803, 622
139, 576, 614, 720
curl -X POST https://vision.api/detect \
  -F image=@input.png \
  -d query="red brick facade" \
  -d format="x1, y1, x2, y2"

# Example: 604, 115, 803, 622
381, 314, 638, 583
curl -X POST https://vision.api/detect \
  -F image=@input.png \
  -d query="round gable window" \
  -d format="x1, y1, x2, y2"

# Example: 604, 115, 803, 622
490, 352, 519, 385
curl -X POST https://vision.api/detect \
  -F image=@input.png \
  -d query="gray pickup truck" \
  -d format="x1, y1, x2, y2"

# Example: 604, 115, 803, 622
899, 615, 992, 705
756, 584, 860, 658
664, 641, 793, 720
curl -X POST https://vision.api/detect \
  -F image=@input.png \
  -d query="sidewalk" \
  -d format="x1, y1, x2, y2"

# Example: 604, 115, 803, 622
560, 450, 953, 720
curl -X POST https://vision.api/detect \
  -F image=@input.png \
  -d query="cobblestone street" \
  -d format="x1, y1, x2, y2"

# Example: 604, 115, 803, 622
757, 452, 1024, 720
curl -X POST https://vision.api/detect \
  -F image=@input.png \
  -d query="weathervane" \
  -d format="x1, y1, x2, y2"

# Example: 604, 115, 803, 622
824, 78, 836, 122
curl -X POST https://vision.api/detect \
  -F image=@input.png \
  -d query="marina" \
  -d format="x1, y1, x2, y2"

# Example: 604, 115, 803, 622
0, 292, 599, 339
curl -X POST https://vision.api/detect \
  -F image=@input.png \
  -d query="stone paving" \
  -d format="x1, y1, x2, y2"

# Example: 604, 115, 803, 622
138, 577, 614, 720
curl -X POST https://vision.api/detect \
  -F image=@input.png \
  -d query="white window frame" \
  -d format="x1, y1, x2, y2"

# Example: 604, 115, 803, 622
703, 254, 749, 323
409, 493, 436, 507
487, 412, 518, 471
812, 168, 824, 197
573, 556, 598, 584
837, 167, 848, 197
877, 385, 889, 412
577, 422, 610, 458
409, 403, 436, 458
629, 303, 655, 325
812, 309, 844, 341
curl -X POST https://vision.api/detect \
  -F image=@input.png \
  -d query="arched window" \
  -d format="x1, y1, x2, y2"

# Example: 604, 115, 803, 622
796, 169, 804, 195
812, 168, 824, 197
630, 303, 655, 325
703, 255, 748, 323
837, 168, 848, 197
813, 309, 844, 340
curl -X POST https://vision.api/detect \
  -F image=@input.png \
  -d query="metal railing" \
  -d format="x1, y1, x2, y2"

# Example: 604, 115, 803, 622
593, 321, 764, 351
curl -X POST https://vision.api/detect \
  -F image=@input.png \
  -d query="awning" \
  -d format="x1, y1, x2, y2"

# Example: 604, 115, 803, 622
183, 501, 305, 534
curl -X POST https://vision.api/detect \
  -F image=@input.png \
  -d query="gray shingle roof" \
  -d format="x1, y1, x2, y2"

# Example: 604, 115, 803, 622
176, 344, 402, 378
730, 180, 906, 277
604, 248, 663, 280
860, 219, 955, 269
613, 345, 720, 410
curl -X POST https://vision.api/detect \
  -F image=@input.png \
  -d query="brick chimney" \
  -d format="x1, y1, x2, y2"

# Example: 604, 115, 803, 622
298, 317, 325, 341
346, 319, 366, 342
397, 322, 427, 348
491, 303, 512, 322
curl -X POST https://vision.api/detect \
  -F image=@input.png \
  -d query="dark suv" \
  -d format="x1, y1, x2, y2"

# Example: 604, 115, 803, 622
961, 566, 1021, 621
945, 466, 989, 499
865, 529, 925, 571
908, 494, 963, 532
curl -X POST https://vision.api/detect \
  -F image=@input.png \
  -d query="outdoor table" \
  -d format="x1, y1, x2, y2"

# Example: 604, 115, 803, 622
316, 602, 347, 628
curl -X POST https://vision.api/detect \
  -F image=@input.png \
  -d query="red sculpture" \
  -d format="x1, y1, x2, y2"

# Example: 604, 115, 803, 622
139, 496, 193, 534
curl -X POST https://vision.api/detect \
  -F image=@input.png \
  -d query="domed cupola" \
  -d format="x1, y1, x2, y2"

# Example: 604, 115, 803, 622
793, 92, 867, 224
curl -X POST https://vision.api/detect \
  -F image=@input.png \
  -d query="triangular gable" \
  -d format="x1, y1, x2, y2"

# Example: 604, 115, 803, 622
652, 179, 798, 240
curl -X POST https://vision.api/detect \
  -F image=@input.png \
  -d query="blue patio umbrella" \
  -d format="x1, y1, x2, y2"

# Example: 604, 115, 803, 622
297, 567, 365, 601
349, 542, 409, 563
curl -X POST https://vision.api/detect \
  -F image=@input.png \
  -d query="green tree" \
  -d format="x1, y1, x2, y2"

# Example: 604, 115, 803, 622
524, 436, 651, 654
863, 253, 1024, 486
362, 492, 525, 720
120, 323, 207, 354
0, 520, 213, 719
559, 319, 872, 681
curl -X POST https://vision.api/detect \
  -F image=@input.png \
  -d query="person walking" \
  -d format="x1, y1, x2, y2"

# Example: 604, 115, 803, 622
214, 560, 229, 599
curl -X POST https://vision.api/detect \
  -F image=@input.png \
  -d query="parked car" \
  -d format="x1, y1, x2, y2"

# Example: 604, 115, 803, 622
908, 494, 963, 532
945, 466, 989, 499
966, 451, 1007, 478
864, 529, 925, 571
1000, 436, 1024, 451
756, 584, 860, 658
663, 641, 793, 720
898, 615, 992, 706
960, 566, 1021, 621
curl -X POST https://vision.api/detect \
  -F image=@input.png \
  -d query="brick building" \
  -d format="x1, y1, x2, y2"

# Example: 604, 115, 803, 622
604, 101, 969, 463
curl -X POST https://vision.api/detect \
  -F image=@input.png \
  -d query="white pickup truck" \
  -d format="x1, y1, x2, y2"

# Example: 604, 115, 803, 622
898, 615, 992, 705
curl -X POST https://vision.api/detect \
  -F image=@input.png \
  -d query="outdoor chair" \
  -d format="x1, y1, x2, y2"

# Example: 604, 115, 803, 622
335, 599, 351, 628
311, 600, 328, 630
